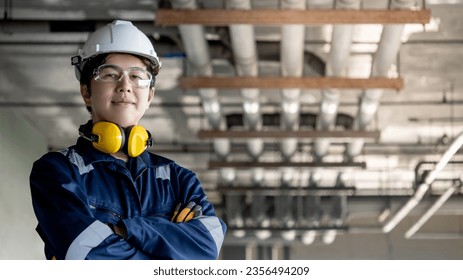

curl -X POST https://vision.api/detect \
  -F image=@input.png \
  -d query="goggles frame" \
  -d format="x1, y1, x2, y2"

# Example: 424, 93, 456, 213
93, 64, 153, 88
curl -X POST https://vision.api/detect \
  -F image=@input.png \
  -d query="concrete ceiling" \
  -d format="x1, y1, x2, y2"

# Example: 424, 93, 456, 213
1, 0, 463, 254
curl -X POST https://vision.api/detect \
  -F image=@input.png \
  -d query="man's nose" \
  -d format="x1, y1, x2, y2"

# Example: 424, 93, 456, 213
116, 73, 132, 92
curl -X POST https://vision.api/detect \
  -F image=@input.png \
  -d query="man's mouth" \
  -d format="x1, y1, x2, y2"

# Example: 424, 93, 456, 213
112, 100, 136, 105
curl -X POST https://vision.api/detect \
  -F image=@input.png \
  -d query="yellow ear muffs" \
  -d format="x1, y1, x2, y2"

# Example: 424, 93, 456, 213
91, 122, 125, 154
125, 125, 151, 157
79, 121, 152, 157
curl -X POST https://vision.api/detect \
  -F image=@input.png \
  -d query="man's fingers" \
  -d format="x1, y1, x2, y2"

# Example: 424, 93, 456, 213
171, 202, 202, 223
192, 205, 202, 218
170, 203, 182, 222
175, 201, 196, 222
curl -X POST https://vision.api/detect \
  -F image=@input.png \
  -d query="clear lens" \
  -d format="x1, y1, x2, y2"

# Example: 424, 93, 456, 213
93, 64, 152, 88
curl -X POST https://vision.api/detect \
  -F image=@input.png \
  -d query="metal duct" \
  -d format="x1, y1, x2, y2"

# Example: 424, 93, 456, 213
345, 0, 416, 160
171, 0, 230, 159
280, 0, 306, 160
226, 0, 263, 160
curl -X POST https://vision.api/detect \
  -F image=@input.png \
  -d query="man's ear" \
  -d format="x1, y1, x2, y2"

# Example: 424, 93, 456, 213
80, 84, 91, 107
147, 88, 155, 103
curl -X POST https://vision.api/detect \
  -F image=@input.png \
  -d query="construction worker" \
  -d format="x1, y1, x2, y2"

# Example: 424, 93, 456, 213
29, 20, 226, 260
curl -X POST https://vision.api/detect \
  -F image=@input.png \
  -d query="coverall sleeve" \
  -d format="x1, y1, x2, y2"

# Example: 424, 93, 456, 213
120, 165, 227, 260
30, 153, 150, 260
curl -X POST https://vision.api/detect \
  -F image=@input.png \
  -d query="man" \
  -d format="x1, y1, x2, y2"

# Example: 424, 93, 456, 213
29, 20, 226, 260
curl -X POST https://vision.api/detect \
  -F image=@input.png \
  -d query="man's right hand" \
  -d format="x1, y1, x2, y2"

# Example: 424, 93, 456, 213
171, 202, 202, 223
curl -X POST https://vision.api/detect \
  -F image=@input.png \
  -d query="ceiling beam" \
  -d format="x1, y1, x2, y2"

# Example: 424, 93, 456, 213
198, 130, 381, 140
180, 76, 404, 90
210, 161, 366, 170
155, 9, 431, 26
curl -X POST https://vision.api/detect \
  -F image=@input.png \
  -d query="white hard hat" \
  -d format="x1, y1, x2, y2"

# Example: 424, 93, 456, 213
72, 20, 161, 80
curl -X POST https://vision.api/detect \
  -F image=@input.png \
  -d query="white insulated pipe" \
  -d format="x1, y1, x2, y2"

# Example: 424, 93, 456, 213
345, 0, 416, 160
172, 0, 230, 158
383, 130, 463, 233
280, 0, 306, 160
227, 0, 263, 160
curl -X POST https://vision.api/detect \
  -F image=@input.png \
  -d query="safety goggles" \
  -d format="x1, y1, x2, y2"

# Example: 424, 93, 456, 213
93, 64, 152, 88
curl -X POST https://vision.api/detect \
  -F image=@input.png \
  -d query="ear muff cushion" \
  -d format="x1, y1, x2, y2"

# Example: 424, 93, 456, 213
92, 122, 125, 154
126, 125, 149, 157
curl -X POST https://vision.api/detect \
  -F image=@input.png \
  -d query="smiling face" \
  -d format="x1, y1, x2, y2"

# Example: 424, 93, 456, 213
80, 53, 155, 128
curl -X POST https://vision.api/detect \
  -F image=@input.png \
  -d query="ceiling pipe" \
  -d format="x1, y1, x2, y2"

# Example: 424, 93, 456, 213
280, 0, 305, 161
226, 0, 263, 160
314, 0, 360, 160
171, 0, 230, 159
220, 168, 247, 237
277, 169, 297, 240
313, 0, 361, 246
223, 0, 261, 240
345, 0, 417, 160
405, 180, 459, 239
322, 173, 349, 243
383, 130, 463, 233
332, 178, 349, 224
249, 168, 272, 240
223, 195, 463, 244
302, 172, 323, 241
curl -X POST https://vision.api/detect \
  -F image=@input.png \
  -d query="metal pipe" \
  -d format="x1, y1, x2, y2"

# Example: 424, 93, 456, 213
346, 0, 417, 160
383, 130, 463, 233
172, 0, 230, 159
313, 0, 361, 246
405, 182, 458, 239
314, 20, 357, 159
226, 0, 264, 160
280, 0, 305, 160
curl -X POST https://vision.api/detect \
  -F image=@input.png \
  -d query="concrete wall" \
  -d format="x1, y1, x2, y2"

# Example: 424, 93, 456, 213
0, 109, 47, 259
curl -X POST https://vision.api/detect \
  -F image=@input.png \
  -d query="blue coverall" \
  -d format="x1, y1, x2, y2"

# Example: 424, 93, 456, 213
30, 135, 227, 260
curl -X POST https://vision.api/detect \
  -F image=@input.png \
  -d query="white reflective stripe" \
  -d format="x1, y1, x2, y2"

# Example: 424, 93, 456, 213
57, 149, 69, 156
156, 165, 170, 180
65, 220, 113, 260
197, 216, 224, 255
62, 149, 94, 175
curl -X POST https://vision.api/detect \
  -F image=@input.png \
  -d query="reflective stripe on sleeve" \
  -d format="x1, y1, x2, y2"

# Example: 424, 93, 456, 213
197, 216, 224, 255
65, 220, 113, 260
